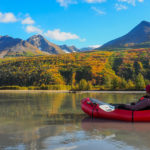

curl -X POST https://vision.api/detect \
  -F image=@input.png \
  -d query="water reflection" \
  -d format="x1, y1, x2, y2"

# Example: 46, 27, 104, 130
81, 117, 150, 150
0, 91, 147, 150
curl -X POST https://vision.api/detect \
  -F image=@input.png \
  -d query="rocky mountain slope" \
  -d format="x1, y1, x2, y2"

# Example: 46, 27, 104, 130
27, 34, 65, 54
59, 45, 80, 53
0, 35, 47, 58
100, 21, 150, 49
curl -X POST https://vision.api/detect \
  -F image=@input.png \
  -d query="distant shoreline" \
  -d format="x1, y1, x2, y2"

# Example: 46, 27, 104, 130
0, 90, 145, 93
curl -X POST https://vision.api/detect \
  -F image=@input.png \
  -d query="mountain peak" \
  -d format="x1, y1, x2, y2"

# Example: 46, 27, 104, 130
139, 20, 150, 25
101, 20, 150, 49
27, 35, 65, 54
59, 44, 79, 53
0, 35, 46, 57
35, 34, 44, 37
30, 34, 45, 40
3, 35, 10, 37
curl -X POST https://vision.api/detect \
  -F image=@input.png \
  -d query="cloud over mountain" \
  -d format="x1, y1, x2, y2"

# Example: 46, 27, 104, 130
26, 25, 43, 34
44, 29, 79, 41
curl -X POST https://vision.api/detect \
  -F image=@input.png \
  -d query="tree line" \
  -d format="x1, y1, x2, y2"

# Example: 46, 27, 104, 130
0, 49, 149, 90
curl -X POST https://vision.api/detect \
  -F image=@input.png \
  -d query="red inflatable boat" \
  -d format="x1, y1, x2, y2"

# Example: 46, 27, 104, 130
81, 97, 150, 122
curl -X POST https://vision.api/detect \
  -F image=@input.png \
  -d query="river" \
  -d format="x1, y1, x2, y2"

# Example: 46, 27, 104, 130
0, 91, 149, 150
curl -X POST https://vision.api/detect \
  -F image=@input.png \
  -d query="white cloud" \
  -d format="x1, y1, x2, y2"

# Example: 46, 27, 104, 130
56, 0, 77, 7
118, 0, 144, 6
85, 0, 106, 3
115, 3, 128, 10
25, 24, 83, 42
26, 25, 43, 34
56, 0, 106, 7
0, 12, 17, 23
89, 45, 101, 48
138, 0, 144, 2
22, 16, 35, 25
118, 0, 135, 6
91, 7, 106, 15
44, 29, 80, 41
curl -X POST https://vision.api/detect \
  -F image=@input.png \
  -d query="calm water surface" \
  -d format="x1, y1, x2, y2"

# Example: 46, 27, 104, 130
0, 91, 149, 150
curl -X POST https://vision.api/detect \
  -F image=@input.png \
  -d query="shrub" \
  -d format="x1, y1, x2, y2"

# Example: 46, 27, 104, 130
40, 84, 71, 90
0, 86, 28, 90
71, 79, 92, 91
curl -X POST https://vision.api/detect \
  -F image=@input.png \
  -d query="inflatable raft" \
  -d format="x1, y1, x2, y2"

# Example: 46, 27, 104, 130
81, 97, 150, 122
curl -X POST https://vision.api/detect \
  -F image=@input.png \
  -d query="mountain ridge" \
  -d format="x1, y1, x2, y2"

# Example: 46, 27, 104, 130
27, 34, 65, 54
100, 20, 150, 49
0, 35, 47, 57
59, 44, 80, 53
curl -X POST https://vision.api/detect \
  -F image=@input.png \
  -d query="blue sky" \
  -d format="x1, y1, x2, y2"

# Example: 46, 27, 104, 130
0, 0, 149, 48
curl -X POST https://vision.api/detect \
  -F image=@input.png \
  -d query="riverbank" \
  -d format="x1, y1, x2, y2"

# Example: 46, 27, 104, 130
0, 90, 145, 93
0, 85, 146, 92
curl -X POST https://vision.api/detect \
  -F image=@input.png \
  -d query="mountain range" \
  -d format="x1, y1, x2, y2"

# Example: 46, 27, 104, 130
0, 35, 48, 58
100, 20, 150, 49
59, 45, 80, 53
0, 34, 95, 58
27, 34, 65, 54
1, 20, 150, 58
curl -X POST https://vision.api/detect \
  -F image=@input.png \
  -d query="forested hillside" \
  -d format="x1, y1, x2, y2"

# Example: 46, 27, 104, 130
0, 48, 149, 90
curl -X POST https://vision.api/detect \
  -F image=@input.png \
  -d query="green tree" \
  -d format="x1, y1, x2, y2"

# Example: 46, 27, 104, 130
103, 75, 112, 89
134, 61, 144, 75
127, 80, 135, 90
135, 73, 145, 90
145, 79, 150, 86
111, 78, 120, 90
87, 81, 93, 90
75, 66, 92, 82
118, 65, 134, 80
119, 78, 128, 89
78, 79, 88, 90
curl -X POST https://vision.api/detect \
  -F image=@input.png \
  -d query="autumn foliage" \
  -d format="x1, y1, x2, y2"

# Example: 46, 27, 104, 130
0, 48, 150, 90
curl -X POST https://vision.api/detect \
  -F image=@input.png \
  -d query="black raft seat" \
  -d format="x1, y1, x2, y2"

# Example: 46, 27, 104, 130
111, 104, 150, 111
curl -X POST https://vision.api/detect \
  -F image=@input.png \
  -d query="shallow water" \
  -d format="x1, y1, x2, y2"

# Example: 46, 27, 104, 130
0, 91, 148, 150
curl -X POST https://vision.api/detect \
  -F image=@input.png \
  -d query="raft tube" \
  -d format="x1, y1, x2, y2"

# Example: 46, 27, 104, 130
81, 97, 150, 122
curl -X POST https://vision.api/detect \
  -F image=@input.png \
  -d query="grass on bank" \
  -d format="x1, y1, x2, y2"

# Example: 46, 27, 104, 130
0, 85, 71, 90
0, 85, 145, 91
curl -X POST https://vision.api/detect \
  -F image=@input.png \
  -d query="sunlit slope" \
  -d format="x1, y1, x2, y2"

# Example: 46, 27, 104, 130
0, 51, 113, 86
0, 48, 149, 89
